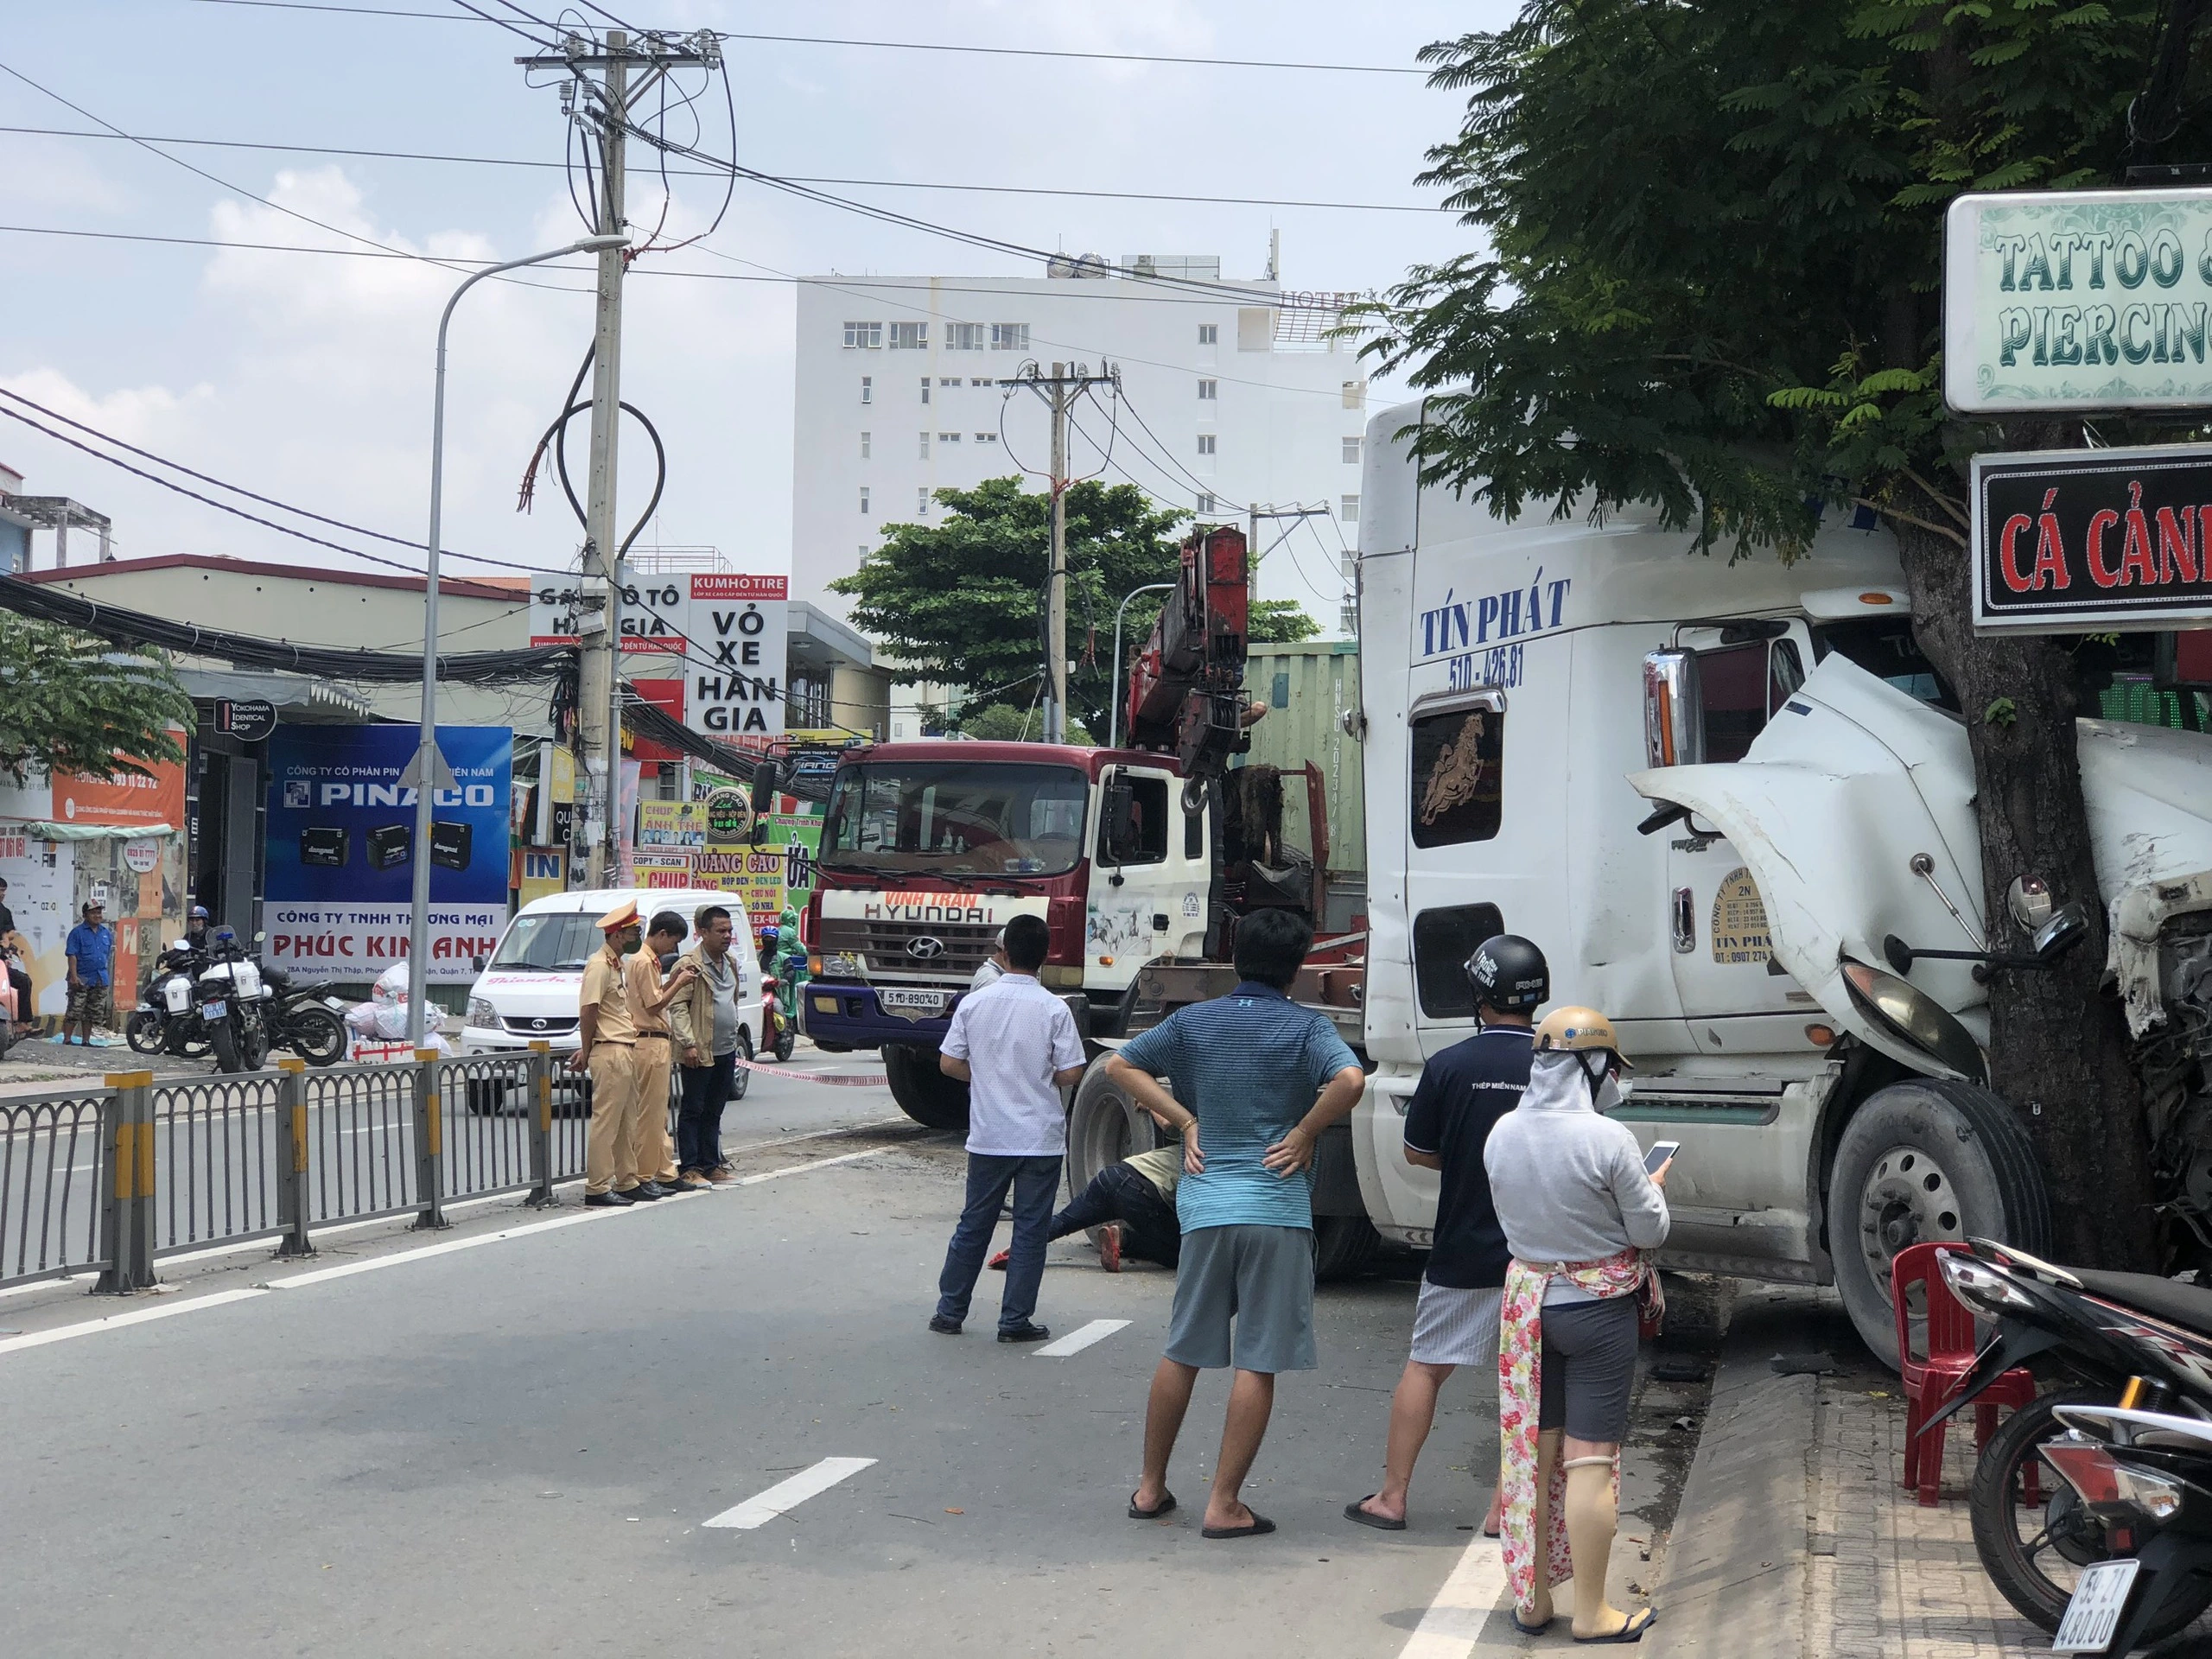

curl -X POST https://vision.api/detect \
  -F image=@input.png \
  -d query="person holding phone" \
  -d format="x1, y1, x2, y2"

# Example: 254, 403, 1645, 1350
1484, 1007, 1670, 1644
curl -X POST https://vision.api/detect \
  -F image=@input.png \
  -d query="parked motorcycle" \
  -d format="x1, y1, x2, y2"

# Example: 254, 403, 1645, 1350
2037, 1402, 2212, 1656
761, 976, 796, 1063
196, 925, 272, 1074
257, 962, 347, 1067
1932, 1240, 2212, 1642
128, 938, 209, 1058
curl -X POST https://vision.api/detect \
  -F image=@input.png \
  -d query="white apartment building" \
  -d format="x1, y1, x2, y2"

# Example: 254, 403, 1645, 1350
790, 254, 1373, 733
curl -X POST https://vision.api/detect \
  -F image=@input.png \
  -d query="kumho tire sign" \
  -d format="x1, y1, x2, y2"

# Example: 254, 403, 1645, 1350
1945, 188, 2212, 413
1971, 443, 2212, 631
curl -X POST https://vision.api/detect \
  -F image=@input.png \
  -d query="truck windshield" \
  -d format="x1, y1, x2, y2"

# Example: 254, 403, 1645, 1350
489, 912, 601, 972
1811, 617, 1959, 712
823, 761, 1089, 876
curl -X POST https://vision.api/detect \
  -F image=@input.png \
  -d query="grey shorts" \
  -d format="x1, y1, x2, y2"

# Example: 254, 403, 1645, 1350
1409, 1280, 1503, 1370
1536, 1295, 1640, 1442
1165, 1224, 1316, 1375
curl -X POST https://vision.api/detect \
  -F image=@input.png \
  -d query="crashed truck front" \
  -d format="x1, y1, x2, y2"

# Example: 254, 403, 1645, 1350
1631, 648, 2212, 1237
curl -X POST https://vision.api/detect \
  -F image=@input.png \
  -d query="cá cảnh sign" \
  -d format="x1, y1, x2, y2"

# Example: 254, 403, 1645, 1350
1970, 442, 2212, 631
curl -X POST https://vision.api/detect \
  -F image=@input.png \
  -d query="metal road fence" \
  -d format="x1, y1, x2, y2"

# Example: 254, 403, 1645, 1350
0, 1044, 603, 1294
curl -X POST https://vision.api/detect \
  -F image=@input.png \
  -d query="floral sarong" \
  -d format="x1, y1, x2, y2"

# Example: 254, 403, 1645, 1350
1496, 1248, 1662, 1610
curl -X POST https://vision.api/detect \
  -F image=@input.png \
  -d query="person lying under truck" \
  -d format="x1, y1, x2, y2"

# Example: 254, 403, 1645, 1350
991, 1125, 1185, 1274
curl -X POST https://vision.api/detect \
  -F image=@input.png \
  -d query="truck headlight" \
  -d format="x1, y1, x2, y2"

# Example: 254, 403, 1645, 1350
822, 952, 862, 978
465, 997, 499, 1030
1840, 960, 1987, 1083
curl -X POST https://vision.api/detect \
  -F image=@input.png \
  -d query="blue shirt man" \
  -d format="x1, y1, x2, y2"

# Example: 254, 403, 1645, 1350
63, 900, 115, 1046
1107, 907, 1365, 1541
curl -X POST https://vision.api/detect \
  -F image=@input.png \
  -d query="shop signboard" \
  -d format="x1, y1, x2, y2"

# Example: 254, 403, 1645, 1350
263, 724, 512, 982
692, 811, 821, 927
683, 574, 787, 740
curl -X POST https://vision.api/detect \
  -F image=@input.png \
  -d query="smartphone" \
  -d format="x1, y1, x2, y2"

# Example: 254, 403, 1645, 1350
1643, 1141, 1681, 1176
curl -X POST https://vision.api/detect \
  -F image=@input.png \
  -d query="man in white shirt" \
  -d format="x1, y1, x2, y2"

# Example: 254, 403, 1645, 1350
929, 912, 1086, 1343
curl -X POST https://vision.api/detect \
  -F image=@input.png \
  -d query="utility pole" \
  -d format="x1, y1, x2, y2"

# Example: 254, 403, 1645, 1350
1247, 502, 1332, 610
1012, 360, 1117, 741
517, 28, 720, 887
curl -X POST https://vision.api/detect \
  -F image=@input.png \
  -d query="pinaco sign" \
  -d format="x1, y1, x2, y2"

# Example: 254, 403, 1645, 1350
1971, 443, 2212, 631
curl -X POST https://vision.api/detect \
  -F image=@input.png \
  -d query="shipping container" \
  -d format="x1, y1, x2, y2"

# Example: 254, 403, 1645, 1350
1238, 639, 1363, 875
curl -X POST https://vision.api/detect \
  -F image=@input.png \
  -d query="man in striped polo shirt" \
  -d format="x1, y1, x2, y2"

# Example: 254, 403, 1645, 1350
1106, 908, 1366, 1541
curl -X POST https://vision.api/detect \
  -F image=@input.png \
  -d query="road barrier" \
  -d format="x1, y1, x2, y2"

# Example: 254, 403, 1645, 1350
0, 1042, 598, 1294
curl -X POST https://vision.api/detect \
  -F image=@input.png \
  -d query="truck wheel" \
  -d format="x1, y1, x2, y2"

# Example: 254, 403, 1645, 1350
1830, 1077, 2051, 1370
1068, 1058, 1159, 1192
884, 1043, 969, 1133
728, 1029, 753, 1101
1313, 1215, 1382, 1281
466, 1080, 506, 1116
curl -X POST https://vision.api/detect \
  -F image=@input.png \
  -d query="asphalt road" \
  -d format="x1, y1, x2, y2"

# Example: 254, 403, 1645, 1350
0, 1061, 1689, 1657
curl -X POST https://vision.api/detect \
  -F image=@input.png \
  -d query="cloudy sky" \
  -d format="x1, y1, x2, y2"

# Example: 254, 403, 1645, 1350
0, 0, 1509, 616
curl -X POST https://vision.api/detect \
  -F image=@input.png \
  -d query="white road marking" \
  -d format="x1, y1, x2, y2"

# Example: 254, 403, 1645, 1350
0, 1287, 267, 1354
1033, 1318, 1130, 1357
702, 1457, 876, 1529
1397, 1530, 1509, 1657
735, 1149, 884, 1185
267, 1209, 610, 1286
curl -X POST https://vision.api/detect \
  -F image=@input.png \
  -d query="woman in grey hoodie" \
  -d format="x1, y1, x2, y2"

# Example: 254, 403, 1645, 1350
1484, 1007, 1669, 1643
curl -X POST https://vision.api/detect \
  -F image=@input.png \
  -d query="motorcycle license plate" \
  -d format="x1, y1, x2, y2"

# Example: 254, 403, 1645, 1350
2053, 1558, 2140, 1653
201, 1000, 227, 1020
878, 988, 950, 1016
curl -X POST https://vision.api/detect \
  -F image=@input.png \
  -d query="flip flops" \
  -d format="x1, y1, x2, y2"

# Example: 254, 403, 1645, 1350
1201, 1511, 1276, 1540
1343, 1497, 1407, 1531
1574, 1609, 1657, 1644
1127, 1491, 1176, 1520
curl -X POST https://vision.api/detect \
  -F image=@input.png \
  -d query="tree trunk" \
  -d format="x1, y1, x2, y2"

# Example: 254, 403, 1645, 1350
1891, 518, 2158, 1271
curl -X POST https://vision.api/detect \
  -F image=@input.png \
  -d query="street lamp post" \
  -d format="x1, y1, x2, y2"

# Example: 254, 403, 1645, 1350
408, 234, 628, 1046
1108, 582, 1175, 750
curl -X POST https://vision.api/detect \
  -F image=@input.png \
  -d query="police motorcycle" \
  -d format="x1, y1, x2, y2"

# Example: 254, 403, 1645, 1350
128, 934, 212, 1058
195, 925, 274, 1073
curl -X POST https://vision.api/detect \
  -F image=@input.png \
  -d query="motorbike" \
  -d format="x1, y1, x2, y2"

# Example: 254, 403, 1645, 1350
128, 938, 210, 1058
257, 962, 347, 1067
761, 975, 796, 1063
1932, 1240, 2212, 1643
2036, 1402, 2212, 1656
195, 925, 273, 1074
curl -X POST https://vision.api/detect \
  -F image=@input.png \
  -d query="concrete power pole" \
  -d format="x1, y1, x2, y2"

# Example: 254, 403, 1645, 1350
1013, 360, 1116, 742
517, 28, 720, 887
1246, 502, 1333, 614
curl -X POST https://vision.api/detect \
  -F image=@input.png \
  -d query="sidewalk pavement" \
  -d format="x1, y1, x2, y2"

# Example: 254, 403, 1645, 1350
1647, 1284, 2205, 1658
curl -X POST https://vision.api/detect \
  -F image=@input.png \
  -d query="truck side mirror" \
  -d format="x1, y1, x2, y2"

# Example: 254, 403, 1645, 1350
750, 760, 784, 814
1643, 649, 1705, 767
2031, 901, 2089, 962
1102, 779, 1136, 864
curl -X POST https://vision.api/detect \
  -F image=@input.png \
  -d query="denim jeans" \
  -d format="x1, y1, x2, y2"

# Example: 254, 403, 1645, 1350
937, 1153, 1063, 1332
1049, 1162, 1182, 1268
676, 1052, 735, 1172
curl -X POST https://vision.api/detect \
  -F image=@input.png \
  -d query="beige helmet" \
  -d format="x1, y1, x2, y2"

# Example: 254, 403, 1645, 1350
1535, 1006, 1634, 1071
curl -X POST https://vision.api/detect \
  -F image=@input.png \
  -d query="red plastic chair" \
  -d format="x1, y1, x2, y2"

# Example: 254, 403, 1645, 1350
1892, 1241, 2038, 1506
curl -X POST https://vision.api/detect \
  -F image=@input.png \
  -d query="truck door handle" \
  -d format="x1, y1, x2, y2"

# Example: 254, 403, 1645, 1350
1672, 887, 1696, 954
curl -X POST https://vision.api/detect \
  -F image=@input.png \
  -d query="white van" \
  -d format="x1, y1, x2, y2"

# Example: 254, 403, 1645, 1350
461, 888, 764, 1073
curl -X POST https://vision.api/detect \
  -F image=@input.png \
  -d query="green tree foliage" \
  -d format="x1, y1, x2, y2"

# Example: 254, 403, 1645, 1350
0, 615, 192, 784
831, 476, 1319, 741
950, 702, 1096, 745
1365, 0, 2191, 1267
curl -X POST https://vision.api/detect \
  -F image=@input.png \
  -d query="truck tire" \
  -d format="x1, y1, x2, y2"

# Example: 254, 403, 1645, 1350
1830, 1077, 2051, 1369
1067, 1058, 1159, 1193
1313, 1215, 1382, 1281
885, 1043, 969, 1133
728, 1028, 752, 1101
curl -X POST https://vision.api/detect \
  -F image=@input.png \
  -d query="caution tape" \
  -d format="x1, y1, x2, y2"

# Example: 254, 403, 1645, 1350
734, 1057, 888, 1087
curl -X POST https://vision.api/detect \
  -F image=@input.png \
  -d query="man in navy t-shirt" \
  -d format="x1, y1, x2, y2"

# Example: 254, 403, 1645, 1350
1346, 934, 1548, 1535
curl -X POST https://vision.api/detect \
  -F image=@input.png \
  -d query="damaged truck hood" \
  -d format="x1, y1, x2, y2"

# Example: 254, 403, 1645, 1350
1631, 654, 2212, 1051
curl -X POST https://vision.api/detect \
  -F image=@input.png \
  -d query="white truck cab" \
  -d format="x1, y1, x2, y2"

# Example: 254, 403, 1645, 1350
461, 887, 762, 1063
1352, 397, 2212, 1363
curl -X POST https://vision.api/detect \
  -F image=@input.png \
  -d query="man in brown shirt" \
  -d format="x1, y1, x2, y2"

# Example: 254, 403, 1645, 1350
624, 909, 701, 1193
575, 899, 645, 1206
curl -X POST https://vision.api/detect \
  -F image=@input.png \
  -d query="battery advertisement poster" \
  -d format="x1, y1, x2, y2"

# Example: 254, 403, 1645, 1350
264, 725, 513, 983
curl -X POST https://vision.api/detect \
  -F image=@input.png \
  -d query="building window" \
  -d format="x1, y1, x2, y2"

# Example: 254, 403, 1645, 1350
1340, 493, 1360, 524
860, 375, 873, 404
939, 377, 959, 386
1197, 378, 1217, 400
1198, 323, 1218, 345
1197, 492, 1217, 514
1410, 702, 1503, 849
1342, 378, 1368, 410
938, 431, 962, 444
970, 378, 991, 387
1342, 436, 1362, 464
975, 432, 997, 443
918, 487, 931, 515
859, 487, 871, 514
948, 322, 984, 351
1197, 434, 1217, 455
859, 431, 871, 459
920, 379, 931, 404
990, 322, 1030, 352
889, 321, 928, 350
843, 321, 881, 349
918, 431, 929, 459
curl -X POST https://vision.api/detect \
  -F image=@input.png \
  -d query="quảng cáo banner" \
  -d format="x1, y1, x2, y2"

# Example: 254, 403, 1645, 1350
1971, 442, 2212, 632
263, 724, 512, 982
